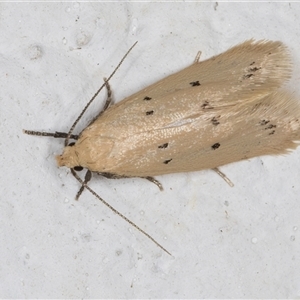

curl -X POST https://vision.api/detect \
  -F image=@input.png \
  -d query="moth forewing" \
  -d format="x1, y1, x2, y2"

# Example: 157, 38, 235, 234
57, 40, 299, 178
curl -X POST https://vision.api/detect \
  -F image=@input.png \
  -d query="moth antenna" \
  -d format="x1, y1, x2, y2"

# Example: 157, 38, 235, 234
23, 130, 79, 140
65, 41, 138, 147
71, 168, 172, 256
81, 78, 113, 131
212, 168, 234, 187
101, 78, 113, 112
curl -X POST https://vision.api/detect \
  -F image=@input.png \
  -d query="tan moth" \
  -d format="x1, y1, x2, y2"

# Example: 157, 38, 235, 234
24, 39, 300, 255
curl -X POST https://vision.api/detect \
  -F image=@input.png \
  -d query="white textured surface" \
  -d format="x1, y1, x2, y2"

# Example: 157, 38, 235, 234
1, 2, 300, 298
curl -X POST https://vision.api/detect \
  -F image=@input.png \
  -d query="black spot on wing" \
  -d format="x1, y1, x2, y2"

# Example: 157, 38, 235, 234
211, 116, 220, 125
189, 80, 200, 87
146, 110, 154, 115
249, 67, 261, 72
265, 124, 276, 130
242, 64, 262, 80
163, 158, 172, 164
211, 143, 220, 150
259, 119, 270, 126
259, 119, 276, 135
202, 101, 214, 110
158, 143, 168, 149
243, 73, 254, 79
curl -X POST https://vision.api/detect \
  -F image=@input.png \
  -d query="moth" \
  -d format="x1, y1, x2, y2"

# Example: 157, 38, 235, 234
24, 40, 300, 255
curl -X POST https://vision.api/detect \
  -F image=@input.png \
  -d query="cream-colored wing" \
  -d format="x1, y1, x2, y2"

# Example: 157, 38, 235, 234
111, 39, 291, 109
91, 40, 291, 132
57, 40, 298, 175
72, 89, 300, 176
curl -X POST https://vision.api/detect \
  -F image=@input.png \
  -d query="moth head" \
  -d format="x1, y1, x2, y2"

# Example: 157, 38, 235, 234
56, 143, 80, 168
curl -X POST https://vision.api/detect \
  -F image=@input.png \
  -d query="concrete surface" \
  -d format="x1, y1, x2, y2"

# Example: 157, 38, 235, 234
1, 2, 300, 298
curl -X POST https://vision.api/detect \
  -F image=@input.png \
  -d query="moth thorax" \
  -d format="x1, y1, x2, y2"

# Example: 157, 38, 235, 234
56, 145, 79, 168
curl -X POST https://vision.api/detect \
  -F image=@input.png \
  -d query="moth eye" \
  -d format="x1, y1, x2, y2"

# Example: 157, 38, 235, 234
69, 142, 75, 146
74, 166, 83, 171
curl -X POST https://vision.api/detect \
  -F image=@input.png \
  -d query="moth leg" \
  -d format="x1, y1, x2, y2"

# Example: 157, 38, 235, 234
194, 51, 202, 63
144, 177, 163, 191
85, 78, 113, 129
99, 172, 163, 191
101, 77, 113, 113
98, 172, 126, 179
73, 169, 92, 200
23, 130, 79, 140
212, 168, 234, 187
